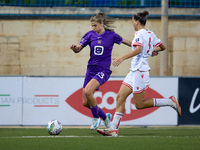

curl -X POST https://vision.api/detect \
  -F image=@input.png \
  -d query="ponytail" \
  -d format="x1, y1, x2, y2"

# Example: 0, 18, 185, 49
133, 11, 149, 26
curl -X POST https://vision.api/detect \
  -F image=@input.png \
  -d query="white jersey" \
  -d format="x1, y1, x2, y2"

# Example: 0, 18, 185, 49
131, 29, 162, 71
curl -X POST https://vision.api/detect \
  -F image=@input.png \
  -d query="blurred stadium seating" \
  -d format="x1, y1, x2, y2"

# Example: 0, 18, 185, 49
0, 0, 199, 18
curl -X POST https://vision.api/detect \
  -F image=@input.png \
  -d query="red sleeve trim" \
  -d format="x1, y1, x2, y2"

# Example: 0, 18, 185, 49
155, 41, 162, 47
132, 42, 143, 47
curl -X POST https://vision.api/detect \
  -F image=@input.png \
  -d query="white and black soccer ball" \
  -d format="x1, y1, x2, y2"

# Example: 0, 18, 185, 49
47, 120, 62, 135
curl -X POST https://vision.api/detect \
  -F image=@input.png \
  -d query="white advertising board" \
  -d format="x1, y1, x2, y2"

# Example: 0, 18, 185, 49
0, 77, 23, 125
0, 76, 178, 126
22, 77, 85, 125
22, 76, 178, 126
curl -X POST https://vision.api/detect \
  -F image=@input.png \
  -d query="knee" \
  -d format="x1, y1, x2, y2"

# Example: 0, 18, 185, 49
82, 101, 89, 108
116, 94, 125, 105
82, 90, 90, 108
84, 88, 92, 98
134, 101, 143, 109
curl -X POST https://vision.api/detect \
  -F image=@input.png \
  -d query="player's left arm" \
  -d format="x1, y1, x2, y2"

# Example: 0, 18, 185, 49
151, 43, 166, 57
121, 39, 132, 47
112, 45, 142, 67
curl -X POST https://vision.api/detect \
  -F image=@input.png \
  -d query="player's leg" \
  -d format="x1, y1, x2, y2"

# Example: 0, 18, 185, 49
131, 70, 151, 109
112, 84, 132, 129
84, 78, 100, 116
111, 71, 135, 131
84, 79, 101, 130
133, 70, 181, 115
84, 78, 99, 107
83, 67, 104, 120
85, 78, 113, 129
97, 84, 132, 136
133, 92, 181, 116
98, 72, 133, 135
83, 87, 110, 127
82, 77, 107, 120
133, 90, 152, 109
82, 67, 95, 108
92, 69, 113, 128
141, 70, 181, 115
82, 88, 90, 108
153, 96, 182, 116
133, 71, 181, 116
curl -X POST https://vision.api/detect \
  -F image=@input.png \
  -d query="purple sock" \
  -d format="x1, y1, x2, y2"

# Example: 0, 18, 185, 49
90, 105, 99, 118
98, 107, 106, 120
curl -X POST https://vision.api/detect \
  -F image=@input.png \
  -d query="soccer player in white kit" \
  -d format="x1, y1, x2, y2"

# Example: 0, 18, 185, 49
97, 11, 182, 137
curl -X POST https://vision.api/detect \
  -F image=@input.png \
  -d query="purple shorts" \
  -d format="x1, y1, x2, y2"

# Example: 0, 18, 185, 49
83, 65, 112, 90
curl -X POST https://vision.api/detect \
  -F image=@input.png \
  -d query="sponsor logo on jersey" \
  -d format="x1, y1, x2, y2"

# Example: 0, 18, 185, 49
98, 40, 101, 44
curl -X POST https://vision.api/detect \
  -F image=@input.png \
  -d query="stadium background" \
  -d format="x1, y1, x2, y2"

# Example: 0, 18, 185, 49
0, 0, 200, 76
0, 0, 199, 126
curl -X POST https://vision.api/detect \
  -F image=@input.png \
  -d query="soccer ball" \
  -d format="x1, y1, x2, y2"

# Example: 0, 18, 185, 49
47, 120, 62, 135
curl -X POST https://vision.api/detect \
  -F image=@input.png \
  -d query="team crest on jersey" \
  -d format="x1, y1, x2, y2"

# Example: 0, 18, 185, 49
80, 38, 84, 42
135, 38, 139, 42
98, 40, 101, 44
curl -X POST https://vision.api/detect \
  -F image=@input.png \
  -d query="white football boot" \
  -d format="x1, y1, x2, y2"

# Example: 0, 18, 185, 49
169, 96, 182, 116
103, 113, 112, 128
90, 118, 101, 130
97, 128, 119, 137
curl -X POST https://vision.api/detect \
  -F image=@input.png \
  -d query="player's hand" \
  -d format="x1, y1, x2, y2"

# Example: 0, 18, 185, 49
112, 57, 123, 67
69, 44, 77, 51
151, 50, 159, 57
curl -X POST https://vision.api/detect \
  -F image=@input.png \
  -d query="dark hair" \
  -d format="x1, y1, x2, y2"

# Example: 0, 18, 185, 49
90, 12, 115, 31
133, 11, 149, 26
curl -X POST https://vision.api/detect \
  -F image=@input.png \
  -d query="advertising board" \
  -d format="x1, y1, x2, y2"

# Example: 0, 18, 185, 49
0, 77, 23, 125
0, 76, 178, 126
178, 77, 200, 125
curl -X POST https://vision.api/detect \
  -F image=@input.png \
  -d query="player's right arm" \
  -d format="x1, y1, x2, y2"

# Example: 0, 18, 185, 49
112, 45, 142, 67
70, 44, 83, 53
122, 39, 132, 47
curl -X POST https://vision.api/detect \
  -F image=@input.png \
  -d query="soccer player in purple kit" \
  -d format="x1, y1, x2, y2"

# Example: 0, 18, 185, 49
70, 12, 131, 130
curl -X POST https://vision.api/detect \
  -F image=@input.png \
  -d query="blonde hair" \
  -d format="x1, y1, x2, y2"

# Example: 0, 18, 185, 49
90, 12, 115, 31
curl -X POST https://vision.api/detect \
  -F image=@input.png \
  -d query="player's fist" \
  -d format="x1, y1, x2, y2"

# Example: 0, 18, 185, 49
151, 50, 158, 57
70, 44, 77, 50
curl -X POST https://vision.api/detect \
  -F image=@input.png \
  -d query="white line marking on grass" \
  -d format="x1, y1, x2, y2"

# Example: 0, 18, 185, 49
2, 135, 200, 138
21, 136, 94, 138
2, 136, 94, 138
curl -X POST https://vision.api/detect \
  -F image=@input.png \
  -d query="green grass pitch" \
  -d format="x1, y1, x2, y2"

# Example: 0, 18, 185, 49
0, 126, 200, 150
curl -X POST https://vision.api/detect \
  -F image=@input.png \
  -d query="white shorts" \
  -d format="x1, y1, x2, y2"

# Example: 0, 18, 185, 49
122, 70, 150, 94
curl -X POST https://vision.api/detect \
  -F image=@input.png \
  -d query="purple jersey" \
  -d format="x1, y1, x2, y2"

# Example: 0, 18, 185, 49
79, 30, 123, 69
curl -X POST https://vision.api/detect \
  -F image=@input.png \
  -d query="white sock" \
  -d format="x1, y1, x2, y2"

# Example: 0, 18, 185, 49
111, 112, 123, 130
153, 98, 172, 107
